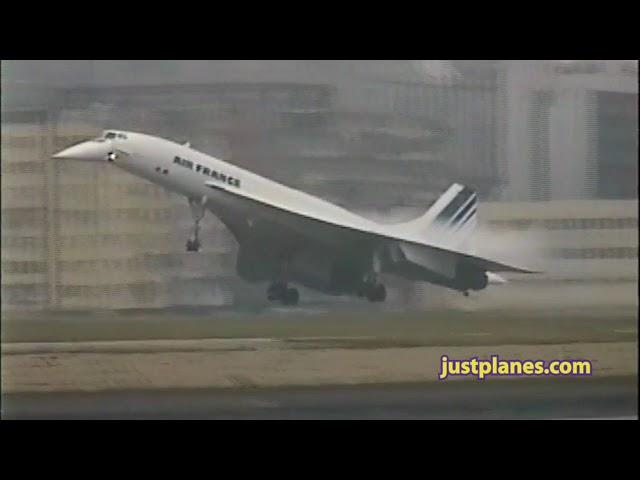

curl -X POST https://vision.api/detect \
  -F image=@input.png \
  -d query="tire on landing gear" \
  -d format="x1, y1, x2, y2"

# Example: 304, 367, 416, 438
365, 283, 386, 302
267, 282, 286, 301
266, 283, 298, 305
186, 239, 201, 252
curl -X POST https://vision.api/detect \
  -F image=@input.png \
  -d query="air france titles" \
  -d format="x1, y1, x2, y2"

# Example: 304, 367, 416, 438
173, 156, 241, 188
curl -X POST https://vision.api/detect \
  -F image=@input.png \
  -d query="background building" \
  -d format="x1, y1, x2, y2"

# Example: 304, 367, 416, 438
500, 60, 638, 201
1, 60, 637, 311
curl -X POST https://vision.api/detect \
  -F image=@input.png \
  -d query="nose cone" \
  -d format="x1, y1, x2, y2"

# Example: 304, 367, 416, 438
52, 141, 110, 161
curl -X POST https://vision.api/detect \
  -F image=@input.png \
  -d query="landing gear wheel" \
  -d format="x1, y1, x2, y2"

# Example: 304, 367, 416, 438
267, 282, 286, 301
374, 283, 386, 302
366, 283, 386, 302
282, 288, 299, 306
266, 283, 299, 305
186, 197, 206, 253
186, 238, 201, 252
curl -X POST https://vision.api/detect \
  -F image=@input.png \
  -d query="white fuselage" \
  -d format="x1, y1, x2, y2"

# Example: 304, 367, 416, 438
113, 131, 380, 241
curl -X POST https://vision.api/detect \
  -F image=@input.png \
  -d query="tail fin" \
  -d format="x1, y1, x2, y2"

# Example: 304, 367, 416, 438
398, 183, 478, 248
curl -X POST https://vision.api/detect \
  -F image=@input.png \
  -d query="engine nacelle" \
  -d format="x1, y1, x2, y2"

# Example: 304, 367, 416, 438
454, 263, 489, 291
236, 248, 279, 283
289, 250, 362, 294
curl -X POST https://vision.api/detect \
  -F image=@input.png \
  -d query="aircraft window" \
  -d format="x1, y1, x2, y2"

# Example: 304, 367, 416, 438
105, 132, 117, 139
117, 133, 128, 140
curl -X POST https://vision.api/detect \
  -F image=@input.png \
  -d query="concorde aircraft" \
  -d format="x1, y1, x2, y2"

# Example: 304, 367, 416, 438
53, 130, 535, 305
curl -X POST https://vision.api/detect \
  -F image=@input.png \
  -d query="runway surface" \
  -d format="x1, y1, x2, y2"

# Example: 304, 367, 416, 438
2, 305, 636, 419
3, 305, 636, 345
2, 376, 636, 420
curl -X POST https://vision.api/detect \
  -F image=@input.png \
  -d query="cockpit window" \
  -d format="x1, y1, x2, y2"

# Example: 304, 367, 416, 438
105, 132, 117, 139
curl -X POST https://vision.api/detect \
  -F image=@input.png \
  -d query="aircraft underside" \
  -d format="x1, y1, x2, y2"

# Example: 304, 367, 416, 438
235, 243, 387, 304
183, 197, 485, 306
184, 199, 387, 305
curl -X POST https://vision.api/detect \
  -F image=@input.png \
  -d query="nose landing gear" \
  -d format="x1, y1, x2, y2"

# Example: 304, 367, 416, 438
186, 237, 201, 252
186, 196, 207, 253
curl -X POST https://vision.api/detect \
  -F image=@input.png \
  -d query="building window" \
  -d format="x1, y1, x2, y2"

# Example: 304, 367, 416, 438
1, 260, 47, 274
529, 90, 552, 201
596, 92, 638, 199
489, 217, 638, 230
551, 247, 638, 259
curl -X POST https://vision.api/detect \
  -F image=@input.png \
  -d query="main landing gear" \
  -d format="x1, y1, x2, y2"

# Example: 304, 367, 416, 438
186, 196, 207, 252
356, 273, 387, 303
267, 281, 299, 306
266, 256, 299, 306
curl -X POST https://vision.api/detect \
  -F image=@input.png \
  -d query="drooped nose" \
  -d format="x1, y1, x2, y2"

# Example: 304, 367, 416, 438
52, 140, 111, 161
